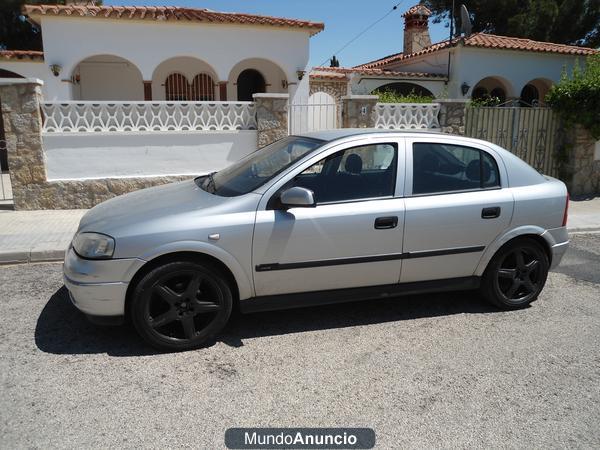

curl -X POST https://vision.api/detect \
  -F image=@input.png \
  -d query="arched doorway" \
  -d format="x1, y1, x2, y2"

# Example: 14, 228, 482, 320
72, 54, 144, 100
0, 69, 24, 78
372, 82, 434, 98
237, 69, 266, 101
471, 76, 513, 105
520, 78, 552, 106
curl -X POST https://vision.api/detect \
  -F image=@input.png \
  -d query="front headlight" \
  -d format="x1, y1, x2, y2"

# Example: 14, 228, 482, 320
72, 232, 115, 259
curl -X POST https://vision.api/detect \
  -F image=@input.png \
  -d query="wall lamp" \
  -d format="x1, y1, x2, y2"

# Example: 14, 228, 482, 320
49, 64, 62, 77
296, 70, 306, 81
461, 82, 470, 96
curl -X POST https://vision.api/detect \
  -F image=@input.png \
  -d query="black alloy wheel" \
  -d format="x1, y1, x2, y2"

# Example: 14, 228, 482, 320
131, 261, 233, 351
482, 239, 549, 309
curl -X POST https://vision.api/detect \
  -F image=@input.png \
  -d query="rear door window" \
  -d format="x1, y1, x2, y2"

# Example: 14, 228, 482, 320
412, 143, 500, 195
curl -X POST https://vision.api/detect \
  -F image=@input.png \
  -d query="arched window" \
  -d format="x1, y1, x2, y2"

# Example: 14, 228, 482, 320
165, 73, 215, 101
520, 84, 539, 107
191, 73, 215, 101
165, 73, 190, 101
237, 69, 266, 101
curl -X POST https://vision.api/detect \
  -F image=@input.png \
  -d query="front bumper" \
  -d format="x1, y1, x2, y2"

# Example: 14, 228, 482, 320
63, 247, 145, 317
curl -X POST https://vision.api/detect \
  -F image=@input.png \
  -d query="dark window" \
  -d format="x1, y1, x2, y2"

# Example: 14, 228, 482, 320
520, 84, 539, 107
412, 143, 500, 195
288, 143, 397, 204
237, 69, 266, 101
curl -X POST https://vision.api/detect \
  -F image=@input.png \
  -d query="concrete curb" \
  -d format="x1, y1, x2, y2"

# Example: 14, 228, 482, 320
0, 249, 66, 265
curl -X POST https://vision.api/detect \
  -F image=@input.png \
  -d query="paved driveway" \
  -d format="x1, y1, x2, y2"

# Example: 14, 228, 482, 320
1, 234, 599, 448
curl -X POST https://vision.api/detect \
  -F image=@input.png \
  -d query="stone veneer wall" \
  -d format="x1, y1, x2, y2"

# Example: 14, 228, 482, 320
565, 125, 600, 196
253, 93, 289, 147
342, 95, 378, 128
437, 99, 467, 135
0, 80, 192, 210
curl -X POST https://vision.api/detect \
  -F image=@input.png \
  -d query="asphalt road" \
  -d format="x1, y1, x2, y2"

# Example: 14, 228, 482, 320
1, 234, 599, 449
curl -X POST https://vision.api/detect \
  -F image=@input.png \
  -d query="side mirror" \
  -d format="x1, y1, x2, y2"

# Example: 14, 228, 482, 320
279, 187, 316, 208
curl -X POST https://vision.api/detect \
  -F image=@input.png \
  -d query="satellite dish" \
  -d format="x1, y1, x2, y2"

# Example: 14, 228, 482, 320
460, 4, 472, 37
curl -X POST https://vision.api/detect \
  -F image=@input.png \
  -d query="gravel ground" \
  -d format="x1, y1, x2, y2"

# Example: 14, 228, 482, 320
1, 234, 599, 448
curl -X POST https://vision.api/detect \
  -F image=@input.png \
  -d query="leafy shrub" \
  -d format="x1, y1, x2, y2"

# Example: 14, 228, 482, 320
374, 88, 433, 103
546, 55, 600, 139
469, 96, 503, 107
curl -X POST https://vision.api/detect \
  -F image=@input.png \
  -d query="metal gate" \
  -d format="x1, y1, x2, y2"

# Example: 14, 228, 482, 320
288, 92, 339, 135
0, 99, 13, 204
465, 106, 562, 177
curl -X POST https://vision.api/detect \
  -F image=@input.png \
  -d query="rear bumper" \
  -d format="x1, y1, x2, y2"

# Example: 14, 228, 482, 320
544, 226, 569, 270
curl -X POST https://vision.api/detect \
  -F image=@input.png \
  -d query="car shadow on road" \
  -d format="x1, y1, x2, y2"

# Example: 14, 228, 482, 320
35, 286, 503, 356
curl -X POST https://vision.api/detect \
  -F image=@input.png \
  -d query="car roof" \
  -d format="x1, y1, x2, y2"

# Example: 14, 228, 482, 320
296, 128, 443, 142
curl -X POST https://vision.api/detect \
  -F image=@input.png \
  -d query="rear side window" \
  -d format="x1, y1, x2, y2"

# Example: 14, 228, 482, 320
412, 143, 500, 195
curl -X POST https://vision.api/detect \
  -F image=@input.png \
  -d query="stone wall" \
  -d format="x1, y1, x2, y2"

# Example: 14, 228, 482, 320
253, 93, 289, 147
437, 99, 467, 135
309, 78, 348, 104
0, 80, 192, 210
342, 95, 378, 128
565, 125, 600, 197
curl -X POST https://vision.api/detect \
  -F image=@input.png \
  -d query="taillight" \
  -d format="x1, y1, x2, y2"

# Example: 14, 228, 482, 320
562, 194, 569, 227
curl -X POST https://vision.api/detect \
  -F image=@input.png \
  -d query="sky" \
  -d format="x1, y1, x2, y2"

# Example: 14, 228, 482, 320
103, 0, 451, 68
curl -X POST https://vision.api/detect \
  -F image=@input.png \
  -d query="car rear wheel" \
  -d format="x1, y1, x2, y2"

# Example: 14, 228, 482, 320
481, 238, 549, 309
130, 260, 232, 351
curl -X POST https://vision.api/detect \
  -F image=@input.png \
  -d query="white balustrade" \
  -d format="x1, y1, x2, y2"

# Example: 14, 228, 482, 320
41, 101, 257, 133
373, 103, 440, 130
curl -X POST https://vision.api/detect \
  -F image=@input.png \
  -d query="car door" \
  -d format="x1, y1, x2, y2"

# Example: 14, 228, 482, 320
252, 137, 406, 297
400, 136, 514, 283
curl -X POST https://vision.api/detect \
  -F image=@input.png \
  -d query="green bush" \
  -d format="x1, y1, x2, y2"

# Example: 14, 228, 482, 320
546, 54, 600, 139
374, 88, 433, 103
469, 96, 503, 107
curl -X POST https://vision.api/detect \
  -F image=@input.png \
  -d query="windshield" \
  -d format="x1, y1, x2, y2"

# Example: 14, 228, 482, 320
198, 136, 324, 196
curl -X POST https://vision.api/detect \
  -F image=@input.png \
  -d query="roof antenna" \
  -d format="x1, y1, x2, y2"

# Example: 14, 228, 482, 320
459, 4, 472, 37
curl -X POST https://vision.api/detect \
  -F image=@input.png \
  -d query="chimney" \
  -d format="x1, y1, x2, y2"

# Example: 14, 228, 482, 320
403, 4, 432, 54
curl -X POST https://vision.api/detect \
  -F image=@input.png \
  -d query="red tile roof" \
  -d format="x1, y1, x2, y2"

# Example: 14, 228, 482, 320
357, 33, 599, 69
311, 66, 446, 79
0, 50, 44, 61
23, 4, 324, 36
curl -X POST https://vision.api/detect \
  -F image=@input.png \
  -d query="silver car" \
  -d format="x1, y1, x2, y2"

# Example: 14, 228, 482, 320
64, 130, 569, 351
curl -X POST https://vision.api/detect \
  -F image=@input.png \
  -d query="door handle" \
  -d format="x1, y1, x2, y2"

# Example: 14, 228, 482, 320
374, 216, 398, 229
482, 207, 501, 219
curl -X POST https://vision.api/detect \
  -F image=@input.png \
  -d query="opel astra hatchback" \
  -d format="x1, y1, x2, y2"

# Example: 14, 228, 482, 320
64, 130, 569, 351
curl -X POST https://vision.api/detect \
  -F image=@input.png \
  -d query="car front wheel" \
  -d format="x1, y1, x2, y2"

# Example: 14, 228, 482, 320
130, 260, 233, 351
481, 238, 549, 309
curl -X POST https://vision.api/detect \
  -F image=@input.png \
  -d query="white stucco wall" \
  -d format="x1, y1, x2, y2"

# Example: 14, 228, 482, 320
43, 131, 257, 180
0, 61, 57, 98
19, 15, 312, 102
450, 46, 582, 99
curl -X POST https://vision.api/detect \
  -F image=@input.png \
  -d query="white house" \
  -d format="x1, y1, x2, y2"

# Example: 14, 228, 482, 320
310, 4, 598, 105
0, 4, 324, 102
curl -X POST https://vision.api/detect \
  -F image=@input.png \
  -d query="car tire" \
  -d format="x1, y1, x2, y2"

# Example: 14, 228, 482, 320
481, 238, 549, 309
130, 260, 232, 351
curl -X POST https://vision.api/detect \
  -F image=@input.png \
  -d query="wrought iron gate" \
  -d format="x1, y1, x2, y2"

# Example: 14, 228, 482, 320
465, 106, 563, 177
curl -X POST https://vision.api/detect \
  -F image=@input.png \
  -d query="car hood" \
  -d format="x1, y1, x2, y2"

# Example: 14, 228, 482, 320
78, 179, 228, 235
